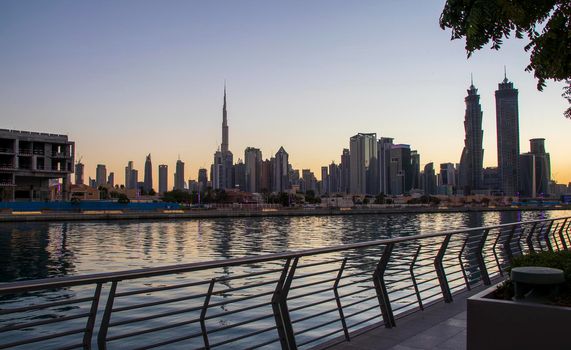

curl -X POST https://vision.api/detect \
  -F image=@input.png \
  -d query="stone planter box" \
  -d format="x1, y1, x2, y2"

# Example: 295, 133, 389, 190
467, 284, 571, 350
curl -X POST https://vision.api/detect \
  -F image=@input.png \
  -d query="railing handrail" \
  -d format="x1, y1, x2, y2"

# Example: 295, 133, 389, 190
1, 215, 568, 295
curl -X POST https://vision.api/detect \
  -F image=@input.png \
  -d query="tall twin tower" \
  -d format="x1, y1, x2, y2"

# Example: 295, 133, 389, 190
460, 71, 519, 196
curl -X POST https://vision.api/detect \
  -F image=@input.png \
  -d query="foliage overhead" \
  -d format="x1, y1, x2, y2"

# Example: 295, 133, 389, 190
440, 0, 571, 118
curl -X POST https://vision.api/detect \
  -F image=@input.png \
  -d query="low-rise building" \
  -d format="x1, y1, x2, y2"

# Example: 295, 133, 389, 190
0, 129, 74, 201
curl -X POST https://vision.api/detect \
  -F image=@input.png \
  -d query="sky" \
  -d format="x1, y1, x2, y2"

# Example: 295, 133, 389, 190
1, 0, 569, 190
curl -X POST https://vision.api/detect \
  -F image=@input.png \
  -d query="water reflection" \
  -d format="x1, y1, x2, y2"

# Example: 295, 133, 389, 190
0, 210, 568, 283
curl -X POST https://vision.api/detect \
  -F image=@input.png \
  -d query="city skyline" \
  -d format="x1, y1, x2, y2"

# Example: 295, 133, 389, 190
1, 1, 569, 187
20, 77, 570, 193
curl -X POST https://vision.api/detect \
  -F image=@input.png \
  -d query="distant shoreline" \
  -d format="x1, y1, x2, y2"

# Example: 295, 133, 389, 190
0, 205, 569, 223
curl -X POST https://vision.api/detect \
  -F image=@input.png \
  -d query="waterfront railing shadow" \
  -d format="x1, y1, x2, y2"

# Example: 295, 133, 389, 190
0, 216, 569, 349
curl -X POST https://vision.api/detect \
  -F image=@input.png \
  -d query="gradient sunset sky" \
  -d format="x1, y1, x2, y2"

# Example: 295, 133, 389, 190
1, 1, 569, 189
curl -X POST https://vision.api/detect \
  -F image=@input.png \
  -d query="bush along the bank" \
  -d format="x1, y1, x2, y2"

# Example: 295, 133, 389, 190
495, 250, 571, 306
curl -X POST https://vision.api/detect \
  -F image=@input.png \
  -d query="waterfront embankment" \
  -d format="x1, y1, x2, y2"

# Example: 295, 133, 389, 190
1, 205, 569, 222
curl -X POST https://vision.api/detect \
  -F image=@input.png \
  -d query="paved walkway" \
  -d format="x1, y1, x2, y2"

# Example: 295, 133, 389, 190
327, 284, 493, 350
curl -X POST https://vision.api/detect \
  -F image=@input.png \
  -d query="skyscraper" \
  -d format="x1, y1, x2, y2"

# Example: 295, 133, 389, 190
260, 159, 273, 192
328, 162, 340, 194
388, 144, 411, 195
125, 161, 134, 189
244, 147, 262, 193
410, 150, 420, 190
520, 138, 551, 197
96, 164, 107, 187
439, 163, 456, 187
496, 71, 519, 196
212, 85, 234, 190
174, 159, 185, 190
233, 159, 247, 191
438, 163, 456, 195
198, 168, 208, 192
349, 133, 378, 195
378, 137, 393, 194
221, 85, 229, 154
422, 163, 437, 195
302, 169, 317, 193
519, 153, 536, 198
320, 166, 329, 195
130, 169, 138, 191
144, 154, 153, 193
273, 147, 289, 192
75, 162, 84, 185
289, 167, 300, 189
529, 138, 550, 195
459, 80, 484, 194
158, 164, 168, 194
340, 149, 350, 194
107, 172, 114, 187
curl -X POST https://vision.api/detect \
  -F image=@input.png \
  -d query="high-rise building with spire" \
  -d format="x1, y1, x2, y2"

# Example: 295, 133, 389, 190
221, 85, 229, 153
496, 69, 519, 196
459, 78, 484, 194
212, 84, 234, 190
144, 154, 153, 192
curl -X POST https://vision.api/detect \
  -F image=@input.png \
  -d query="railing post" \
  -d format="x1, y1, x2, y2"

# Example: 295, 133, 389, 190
526, 223, 537, 253
409, 245, 423, 310
557, 219, 568, 250
458, 235, 471, 290
83, 283, 102, 350
492, 228, 504, 276
503, 225, 517, 264
564, 220, 571, 247
333, 258, 350, 341
475, 229, 491, 285
200, 278, 216, 350
373, 243, 396, 328
272, 258, 297, 350
434, 234, 453, 303
515, 226, 525, 256
552, 223, 561, 251
280, 257, 298, 348
97, 281, 118, 350
536, 223, 546, 251
543, 220, 555, 252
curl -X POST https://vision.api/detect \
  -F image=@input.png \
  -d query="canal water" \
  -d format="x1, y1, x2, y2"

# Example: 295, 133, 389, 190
0, 210, 568, 349
0, 210, 566, 282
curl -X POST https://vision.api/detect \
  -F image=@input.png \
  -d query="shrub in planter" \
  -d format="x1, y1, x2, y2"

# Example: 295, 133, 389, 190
467, 250, 571, 350
494, 250, 571, 306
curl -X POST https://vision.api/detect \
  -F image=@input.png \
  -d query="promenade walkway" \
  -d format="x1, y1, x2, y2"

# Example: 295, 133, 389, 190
325, 283, 495, 350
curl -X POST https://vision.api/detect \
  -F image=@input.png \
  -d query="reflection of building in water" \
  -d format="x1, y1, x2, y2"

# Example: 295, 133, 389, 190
464, 212, 484, 229
46, 223, 75, 277
0, 222, 74, 282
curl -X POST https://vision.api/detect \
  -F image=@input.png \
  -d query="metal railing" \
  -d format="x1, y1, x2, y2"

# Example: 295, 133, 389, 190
0, 216, 569, 350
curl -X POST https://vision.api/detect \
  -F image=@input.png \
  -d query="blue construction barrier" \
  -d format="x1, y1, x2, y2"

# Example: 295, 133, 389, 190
0, 201, 181, 212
